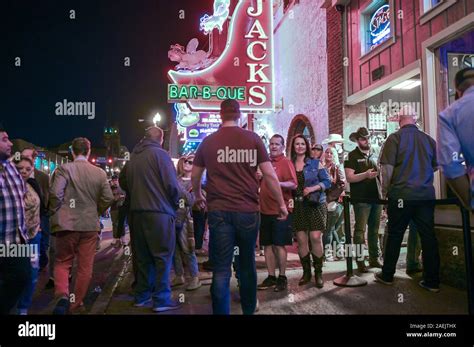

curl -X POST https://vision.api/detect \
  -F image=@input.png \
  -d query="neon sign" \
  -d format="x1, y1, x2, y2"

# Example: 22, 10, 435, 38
168, 0, 274, 112
369, 4, 390, 49
200, 0, 231, 34
169, 85, 246, 102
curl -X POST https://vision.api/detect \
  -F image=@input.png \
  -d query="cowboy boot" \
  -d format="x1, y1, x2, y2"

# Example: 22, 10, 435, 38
356, 260, 368, 273
298, 254, 312, 286
311, 253, 324, 288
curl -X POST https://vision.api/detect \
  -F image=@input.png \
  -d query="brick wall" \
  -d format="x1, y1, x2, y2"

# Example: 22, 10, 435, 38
326, 6, 344, 136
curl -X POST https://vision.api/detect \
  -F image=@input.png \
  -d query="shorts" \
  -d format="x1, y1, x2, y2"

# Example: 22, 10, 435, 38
259, 213, 293, 246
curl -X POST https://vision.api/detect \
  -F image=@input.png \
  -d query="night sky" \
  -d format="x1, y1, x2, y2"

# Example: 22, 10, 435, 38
5, 0, 215, 150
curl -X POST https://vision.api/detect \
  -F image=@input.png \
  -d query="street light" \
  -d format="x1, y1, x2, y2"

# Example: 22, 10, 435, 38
153, 112, 162, 126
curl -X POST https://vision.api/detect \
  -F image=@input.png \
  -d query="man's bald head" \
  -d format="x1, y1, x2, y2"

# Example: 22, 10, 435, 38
145, 126, 164, 145
398, 104, 418, 127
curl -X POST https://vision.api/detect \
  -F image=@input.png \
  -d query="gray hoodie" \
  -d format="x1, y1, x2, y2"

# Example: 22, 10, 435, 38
126, 139, 180, 216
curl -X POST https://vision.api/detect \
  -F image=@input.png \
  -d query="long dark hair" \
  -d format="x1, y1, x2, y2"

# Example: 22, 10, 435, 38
290, 134, 311, 163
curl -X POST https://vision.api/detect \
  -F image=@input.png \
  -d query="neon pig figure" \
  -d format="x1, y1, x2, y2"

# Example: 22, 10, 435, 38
200, 0, 231, 34
246, 0, 270, 107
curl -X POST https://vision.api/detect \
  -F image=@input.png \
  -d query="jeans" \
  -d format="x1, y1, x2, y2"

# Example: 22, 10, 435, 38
353, 203, 383, 260
323, 202, 344, 249
173, 220, 199, 278
131, 211, 175, 306
192, 210, 207, 250
406, 221, 422, 271
208, 211, 259, 315
110, 210, 120, 239
48, 234, 56, 280
117, 205, 128, 239
382, 200, 439, 287
0, 250, 31, 315
17, 232, 42, 312
39, 215, 50, 269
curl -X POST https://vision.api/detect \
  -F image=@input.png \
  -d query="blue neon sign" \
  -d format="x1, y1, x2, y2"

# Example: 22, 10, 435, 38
369, 4, 391, 49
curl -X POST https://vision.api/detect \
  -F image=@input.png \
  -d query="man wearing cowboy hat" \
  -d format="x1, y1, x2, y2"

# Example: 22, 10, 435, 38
344, 127, 383, 272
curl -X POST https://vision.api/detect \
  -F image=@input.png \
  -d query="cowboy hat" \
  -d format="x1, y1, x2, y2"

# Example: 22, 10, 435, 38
349, 127, 370, 142
322, 134, 344, 145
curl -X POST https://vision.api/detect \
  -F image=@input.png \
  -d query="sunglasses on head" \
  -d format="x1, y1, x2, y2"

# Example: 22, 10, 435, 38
312, 147, 322, 151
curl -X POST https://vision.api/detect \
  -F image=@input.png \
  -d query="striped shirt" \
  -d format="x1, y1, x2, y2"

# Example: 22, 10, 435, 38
0, 159, 27, 244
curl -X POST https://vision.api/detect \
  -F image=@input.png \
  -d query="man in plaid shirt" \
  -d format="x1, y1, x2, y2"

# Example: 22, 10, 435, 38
0, 124, 31, 314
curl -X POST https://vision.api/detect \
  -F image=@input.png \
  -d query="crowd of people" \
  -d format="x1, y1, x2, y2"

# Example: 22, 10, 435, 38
0, 68, 473, 315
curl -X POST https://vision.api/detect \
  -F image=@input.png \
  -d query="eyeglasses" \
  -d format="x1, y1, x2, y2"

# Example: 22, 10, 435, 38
312, 147, 323, 151
184, 160, 193, 165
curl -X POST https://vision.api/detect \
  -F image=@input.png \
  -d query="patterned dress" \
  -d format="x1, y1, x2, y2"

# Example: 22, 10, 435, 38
293, 171, 327, 232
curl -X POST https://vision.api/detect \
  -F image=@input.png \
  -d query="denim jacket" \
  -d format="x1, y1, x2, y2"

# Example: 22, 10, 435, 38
303, 158, 331, 204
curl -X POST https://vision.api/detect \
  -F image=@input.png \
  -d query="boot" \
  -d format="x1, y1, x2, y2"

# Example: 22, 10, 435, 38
298, 254, 312, 286
356, 260, 368, 273
311, 253, 324, 288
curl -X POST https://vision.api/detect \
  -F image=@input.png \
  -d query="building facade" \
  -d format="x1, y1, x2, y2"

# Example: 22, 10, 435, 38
333, 0, 473, 196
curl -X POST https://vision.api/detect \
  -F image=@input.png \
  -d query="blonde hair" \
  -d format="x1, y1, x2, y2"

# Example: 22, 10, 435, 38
323, 147, 340, 166
177, 155, 194, 177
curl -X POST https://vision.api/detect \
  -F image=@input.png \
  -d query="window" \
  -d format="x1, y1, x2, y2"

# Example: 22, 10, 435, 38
419, 0, 457, 24
423, 0, 442, 13
361, 1, 391, 55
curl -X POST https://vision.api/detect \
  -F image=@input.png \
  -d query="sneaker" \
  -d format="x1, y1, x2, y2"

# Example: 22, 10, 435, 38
257, 275, 277, 290
53, 297, 70, 315
374, 271, 393, 285
171, 275, 185, 287
152, 300, 182, 312
274, 275, 288, 292
70, 303, 87, 315
133, 297, 152, 307
418, 280, 440, 293
185, 276, 202, 291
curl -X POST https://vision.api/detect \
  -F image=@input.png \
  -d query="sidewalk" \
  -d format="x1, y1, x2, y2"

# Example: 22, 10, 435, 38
101, 245, 469, 315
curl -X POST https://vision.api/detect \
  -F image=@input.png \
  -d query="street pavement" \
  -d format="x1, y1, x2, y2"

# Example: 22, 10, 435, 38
101, 243, 469, 315
27, 217, 469, 315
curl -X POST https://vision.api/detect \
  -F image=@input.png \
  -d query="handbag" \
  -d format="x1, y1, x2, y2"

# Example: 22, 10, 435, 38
326, 165, 345, 203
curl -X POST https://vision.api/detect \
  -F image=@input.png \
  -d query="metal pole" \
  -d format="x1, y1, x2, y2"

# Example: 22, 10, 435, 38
460, 206, 473, 315
334, 196, 367, 287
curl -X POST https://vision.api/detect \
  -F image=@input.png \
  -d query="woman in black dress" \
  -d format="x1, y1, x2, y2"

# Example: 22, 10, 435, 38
290, 134, 331, 288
